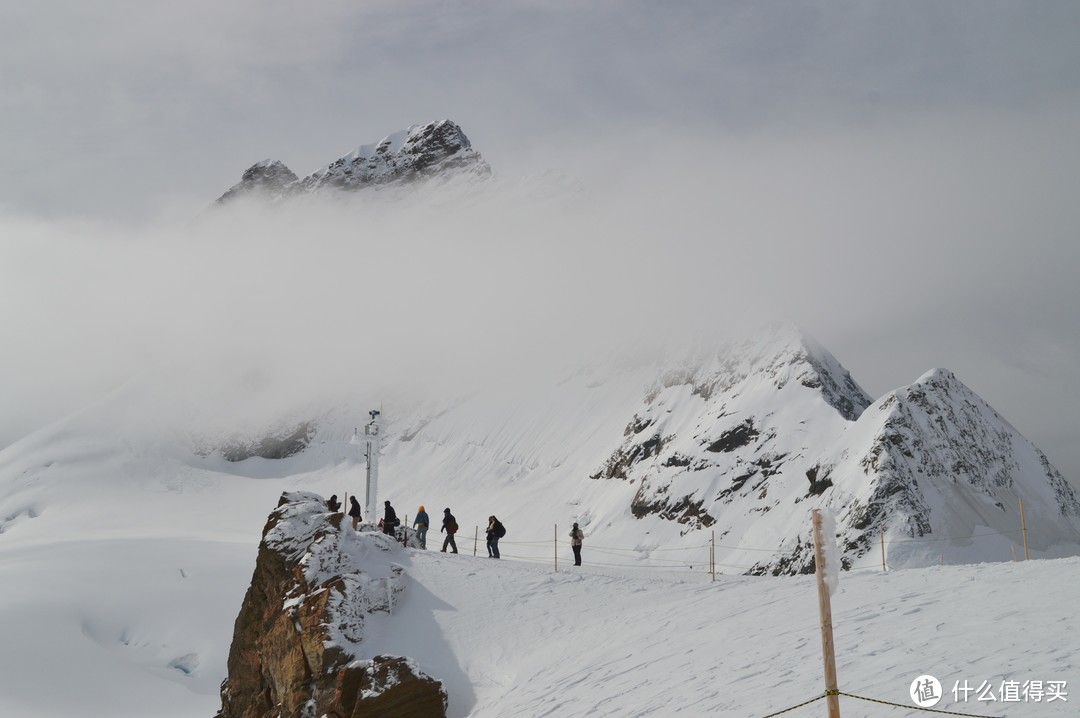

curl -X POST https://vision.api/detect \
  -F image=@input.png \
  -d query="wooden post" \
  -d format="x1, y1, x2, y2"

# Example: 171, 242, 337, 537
880, 523, 887, 573
473, 527, 478, 557
711, 530, 716, 582
402, 514, 408, 547
812, 510, 841, 718
1011, 545, 1017, 562
554, 524, 558, 573
1019, 497, 1030, 560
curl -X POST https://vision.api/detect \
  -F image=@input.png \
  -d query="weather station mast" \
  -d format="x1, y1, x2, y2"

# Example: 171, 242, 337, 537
351, 410, 382, 522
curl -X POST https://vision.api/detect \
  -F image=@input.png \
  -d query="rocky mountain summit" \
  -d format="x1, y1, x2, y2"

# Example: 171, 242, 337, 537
215, 492, 446, 718
215, 120, 490, 205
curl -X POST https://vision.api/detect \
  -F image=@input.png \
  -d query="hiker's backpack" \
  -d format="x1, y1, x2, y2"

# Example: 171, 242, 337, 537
494, 521, 506, 538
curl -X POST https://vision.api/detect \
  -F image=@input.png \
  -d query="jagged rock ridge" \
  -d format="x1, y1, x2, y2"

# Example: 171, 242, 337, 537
215, 492, 446, 718
215, 120, 490, 205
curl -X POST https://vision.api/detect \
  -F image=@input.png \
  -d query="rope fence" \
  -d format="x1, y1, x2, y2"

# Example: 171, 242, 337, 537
752, 690, 1004, 718
430, 519, 1047, 578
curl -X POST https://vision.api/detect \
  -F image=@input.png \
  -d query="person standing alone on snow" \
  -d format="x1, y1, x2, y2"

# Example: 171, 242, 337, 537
413, 505, 430, 549
348, 496, 362, 530
383, 500, 399, 536
441, 508, 458, 553
570, 523, 584, 566
486, 515, 505, 558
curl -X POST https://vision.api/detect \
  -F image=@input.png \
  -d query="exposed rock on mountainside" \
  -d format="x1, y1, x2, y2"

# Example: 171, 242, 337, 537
215, 492, 446, 718
218, 421, 316, 462
214, 120, 490, 205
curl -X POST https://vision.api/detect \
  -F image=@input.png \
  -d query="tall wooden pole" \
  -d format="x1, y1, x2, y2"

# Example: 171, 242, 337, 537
1019, 497, 1030, 560
711, 530, 716, 582
554, 524, 558, 573
880, 523, 886, 572
812, 510, 841, 718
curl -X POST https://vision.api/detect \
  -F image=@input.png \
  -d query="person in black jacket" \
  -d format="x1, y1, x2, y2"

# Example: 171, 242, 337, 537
348, 496, 362, 530
440, 508, 458, 553
326, 495, 341, 512
486, 515, 504, 558
383, 500, 398, 536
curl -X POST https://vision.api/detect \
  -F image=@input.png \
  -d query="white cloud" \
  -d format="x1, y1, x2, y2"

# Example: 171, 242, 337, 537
1, 0, 1078, 478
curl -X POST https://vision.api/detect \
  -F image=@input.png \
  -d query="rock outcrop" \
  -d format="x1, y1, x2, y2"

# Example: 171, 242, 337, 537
216, 160, 299, 205
214, 120, 490, 205
215, 492, 446, 718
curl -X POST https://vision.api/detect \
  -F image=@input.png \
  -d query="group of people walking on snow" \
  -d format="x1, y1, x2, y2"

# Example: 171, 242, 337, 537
325, 495, 584, 565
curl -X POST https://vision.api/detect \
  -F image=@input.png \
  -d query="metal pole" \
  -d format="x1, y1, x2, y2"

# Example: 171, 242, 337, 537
473, 526, 478, 557
362, 410, 382, 524
1019, 497, 1030, 560
812, 510, 841, 718
554, 524, 558, 573
403, 515, 408, 547
711, 530, 716, 582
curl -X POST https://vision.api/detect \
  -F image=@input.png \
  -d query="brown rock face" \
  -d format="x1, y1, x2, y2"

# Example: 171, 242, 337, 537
215, 492, 447, 718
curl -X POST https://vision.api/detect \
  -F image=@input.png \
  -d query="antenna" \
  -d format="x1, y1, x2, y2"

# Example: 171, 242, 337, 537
364, 409, 383, 521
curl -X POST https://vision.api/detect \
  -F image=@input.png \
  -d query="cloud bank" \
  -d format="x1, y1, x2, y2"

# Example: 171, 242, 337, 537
1, 0, 1078, 478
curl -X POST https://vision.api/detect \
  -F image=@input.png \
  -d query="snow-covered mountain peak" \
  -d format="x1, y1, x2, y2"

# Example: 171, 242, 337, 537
810, 365, 1080, 569
665, 323, 872, 422
296, 119, 490, 193
213, 120, 491, 206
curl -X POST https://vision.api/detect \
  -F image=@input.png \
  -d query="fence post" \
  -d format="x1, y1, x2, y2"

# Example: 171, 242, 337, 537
402, 514, 408, 547
711, 531, 716, 582
1011, 545, 1017, 562
554, 524, 558, 573
473, 527, 478, 557
880, 523, 886, 573
812, 510, 841, 718
1019, 497, 1030, 560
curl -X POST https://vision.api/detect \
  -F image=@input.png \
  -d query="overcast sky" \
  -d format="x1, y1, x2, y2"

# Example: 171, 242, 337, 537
2, 1, 1079, 479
